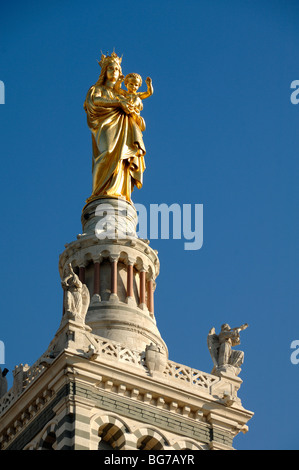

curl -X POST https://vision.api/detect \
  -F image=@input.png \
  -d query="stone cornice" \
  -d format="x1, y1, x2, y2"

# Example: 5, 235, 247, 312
0, 347, 253, 449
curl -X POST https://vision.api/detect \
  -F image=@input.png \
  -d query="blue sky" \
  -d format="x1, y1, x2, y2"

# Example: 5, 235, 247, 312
1, 0, 298, 450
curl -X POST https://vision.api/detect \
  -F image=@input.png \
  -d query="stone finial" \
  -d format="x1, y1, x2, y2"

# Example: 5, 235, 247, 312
12, 364, 30, 396
0, 368, 8, 398
145, 343, 167, 376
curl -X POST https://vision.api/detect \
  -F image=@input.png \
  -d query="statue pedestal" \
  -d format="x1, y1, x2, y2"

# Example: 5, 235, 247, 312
81, 197, 138, 239
214, 365, 242, 377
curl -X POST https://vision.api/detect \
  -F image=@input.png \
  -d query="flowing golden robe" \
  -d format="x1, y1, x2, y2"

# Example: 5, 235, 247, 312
84, 84, 146, 203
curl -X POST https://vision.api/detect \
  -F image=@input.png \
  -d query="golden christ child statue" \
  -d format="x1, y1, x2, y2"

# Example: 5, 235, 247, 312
83, 52, 153, 204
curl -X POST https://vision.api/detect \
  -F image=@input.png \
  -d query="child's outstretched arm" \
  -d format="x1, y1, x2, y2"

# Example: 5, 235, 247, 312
139, 77, 154, 99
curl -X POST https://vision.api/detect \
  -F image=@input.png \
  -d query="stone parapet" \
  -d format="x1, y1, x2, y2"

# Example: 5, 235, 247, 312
0, 344, 253, 450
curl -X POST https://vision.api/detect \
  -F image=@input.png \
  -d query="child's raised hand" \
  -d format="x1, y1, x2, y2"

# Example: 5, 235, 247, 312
145, 77, 152, 85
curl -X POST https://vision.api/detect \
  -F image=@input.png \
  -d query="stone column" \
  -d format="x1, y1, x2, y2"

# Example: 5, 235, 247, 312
147, 278, 154, 317
126, 258, 135, 306
93, 261, 101, 296
79, 266, 85, 284
110, 255, 119, 301
139, 269, 147, 311
91, 257, 101, 305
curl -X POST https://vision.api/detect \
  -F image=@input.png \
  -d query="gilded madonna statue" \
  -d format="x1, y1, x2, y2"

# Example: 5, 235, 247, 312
84, 52, 153, 204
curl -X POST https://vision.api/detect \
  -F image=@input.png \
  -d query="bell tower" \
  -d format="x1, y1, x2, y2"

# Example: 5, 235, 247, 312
74, 197, 166, 354
0, 52, 253, 451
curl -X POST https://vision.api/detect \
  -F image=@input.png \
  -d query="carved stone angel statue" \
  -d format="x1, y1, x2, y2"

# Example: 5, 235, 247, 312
61, 264, 90, 323
207, 323, 248, 376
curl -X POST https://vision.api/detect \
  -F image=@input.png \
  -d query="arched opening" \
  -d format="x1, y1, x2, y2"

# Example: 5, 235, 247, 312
40, 431, 56, 450
137, 435, 164, 451
98, 423, 125, 450
98, 438, 113, 450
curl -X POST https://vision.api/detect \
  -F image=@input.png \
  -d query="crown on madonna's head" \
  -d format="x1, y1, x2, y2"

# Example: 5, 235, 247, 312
98, 51, 122, 68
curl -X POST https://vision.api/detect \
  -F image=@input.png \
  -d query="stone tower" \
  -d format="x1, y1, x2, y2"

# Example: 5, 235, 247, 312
0, 52, 253, 451
0, 196, 253, 451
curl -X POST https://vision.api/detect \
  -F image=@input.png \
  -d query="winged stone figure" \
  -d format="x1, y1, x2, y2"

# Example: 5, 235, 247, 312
61, 264, 90, 323
207, 323, 248, 376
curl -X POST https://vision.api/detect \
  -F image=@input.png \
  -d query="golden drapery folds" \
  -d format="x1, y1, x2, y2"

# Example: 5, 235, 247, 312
84, 52, 151, 204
